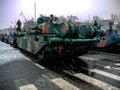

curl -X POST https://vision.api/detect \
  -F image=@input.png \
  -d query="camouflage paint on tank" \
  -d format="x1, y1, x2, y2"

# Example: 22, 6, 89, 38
97, 37, 108, 47
34, 36, 40, 51
78, 25, 98, 38
97, 30, 109, 48
35, 35, 46, 54
95, 29, 120, 48
8, 37, 14, 45
27, 37, 32, 52
62, 23, 69, 33
54, 44, 63, 55
17, 34, 46, 54
43, 23, 51, 33
22, 37, 28, 50
23, 35, 45, 54
17, 38, 21, 48
29, 35, 36, 54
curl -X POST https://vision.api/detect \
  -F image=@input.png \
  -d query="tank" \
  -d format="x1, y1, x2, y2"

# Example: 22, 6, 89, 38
10, 16, 99, 62
92, 20, 120, 53
1, 34, 12, 43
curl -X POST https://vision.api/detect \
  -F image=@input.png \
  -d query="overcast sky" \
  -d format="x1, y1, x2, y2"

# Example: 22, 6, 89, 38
0, 0, 120, 29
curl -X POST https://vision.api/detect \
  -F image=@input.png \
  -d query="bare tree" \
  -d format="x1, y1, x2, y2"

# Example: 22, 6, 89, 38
58, 16, 67, 23
92, 15, 101, 22
67, 15, 79, 23
111, 14, 120, 30
111, 14, 118, 21
58, 15, 80, 24
22, 18, 35, 31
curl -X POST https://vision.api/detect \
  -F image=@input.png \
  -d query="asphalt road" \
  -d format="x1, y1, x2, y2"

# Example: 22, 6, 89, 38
0, 42, 100, 90
0, 41, 120, 90
79, 51, 120, 89
0, 41, 63, 90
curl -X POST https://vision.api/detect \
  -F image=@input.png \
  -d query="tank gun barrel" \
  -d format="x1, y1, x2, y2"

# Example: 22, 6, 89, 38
48, 38, 99, 44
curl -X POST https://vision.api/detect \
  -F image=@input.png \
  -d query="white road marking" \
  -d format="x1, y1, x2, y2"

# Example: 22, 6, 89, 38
115, 63, 120, 66
26, 59, 31, 61
90, 69, 120, 81
80, 57, 94, 60
74, 73, 119, 90
51, 78, 80, 90
19, 84, 38, 90
25, 57, 31, 61
111, 63, 120, 71
104, 66, 111, 69
35, 63, 45, 69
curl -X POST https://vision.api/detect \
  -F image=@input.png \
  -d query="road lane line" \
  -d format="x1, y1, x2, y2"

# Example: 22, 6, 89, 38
80, 57, 95, 60
25, 58, 31, 61
35, 63, 45, 69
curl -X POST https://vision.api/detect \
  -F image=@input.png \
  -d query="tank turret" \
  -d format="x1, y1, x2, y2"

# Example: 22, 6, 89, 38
37, 22, 98, 39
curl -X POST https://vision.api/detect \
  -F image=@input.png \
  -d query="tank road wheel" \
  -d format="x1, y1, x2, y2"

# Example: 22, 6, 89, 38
37, 48, 45, 62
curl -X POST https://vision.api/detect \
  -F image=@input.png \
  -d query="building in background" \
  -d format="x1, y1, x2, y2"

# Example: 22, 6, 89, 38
0, 26, 16, 35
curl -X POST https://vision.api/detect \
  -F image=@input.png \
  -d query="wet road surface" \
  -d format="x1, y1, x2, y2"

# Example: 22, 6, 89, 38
0, 42, 63, 90
79, 51, 120, 89
0, 41, 120, 90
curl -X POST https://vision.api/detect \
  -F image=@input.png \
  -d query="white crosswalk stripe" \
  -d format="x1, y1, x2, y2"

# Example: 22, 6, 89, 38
74, 72, 119, 90
51, 78, 80, 90
90, 69, 120, 81
19, 84, 38, 90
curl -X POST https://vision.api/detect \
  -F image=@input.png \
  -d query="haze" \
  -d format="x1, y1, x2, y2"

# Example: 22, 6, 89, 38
0, 0, 120, 29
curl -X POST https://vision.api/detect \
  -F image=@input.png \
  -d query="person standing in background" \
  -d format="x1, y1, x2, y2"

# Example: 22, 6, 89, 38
16, 20, 22, 31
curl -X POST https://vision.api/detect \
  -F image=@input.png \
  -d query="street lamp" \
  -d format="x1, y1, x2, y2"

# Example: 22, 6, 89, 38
34, 1, 37, 26
19, 12, 27, 22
